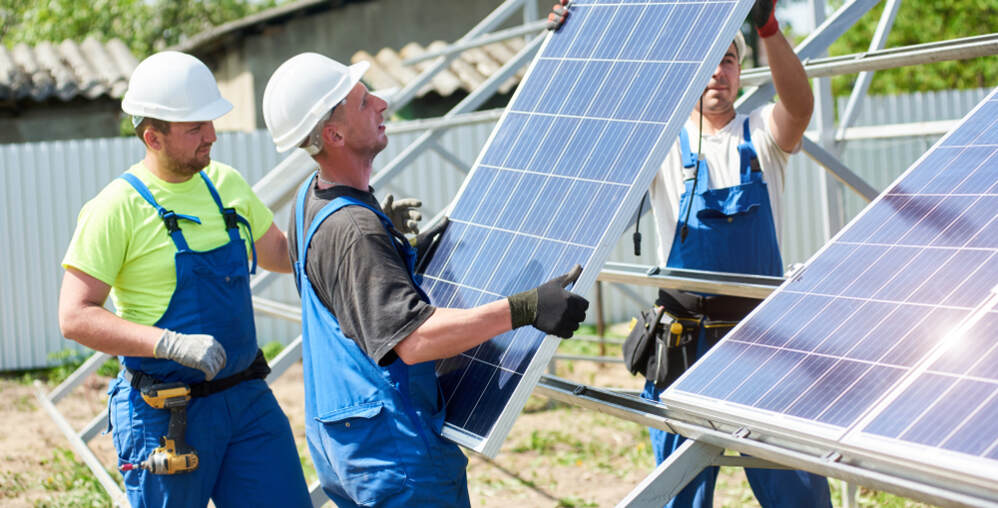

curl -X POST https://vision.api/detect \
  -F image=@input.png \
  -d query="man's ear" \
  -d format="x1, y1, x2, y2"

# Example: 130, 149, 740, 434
143, 128, 163, 151
322, 122, 345, 148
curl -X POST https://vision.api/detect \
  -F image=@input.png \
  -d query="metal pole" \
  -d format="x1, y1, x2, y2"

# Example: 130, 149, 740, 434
834, 0, 902, 146
595, 280, 606, 357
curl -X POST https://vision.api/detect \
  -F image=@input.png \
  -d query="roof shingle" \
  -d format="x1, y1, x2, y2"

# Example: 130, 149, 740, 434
351, 37, 527, 98
0, 37, 138, 104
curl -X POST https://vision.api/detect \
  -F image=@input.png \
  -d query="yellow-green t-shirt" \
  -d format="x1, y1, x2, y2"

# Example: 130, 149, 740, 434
61, 161, 274, 326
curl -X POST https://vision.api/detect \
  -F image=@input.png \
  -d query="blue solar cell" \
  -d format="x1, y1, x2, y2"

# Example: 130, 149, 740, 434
506, 115, 556, 170
839, 246, 918, 299
810, 244, 889, 295
815, 365, 905, 427
908, 249, 991, 305
643, 64, 697, 123
939, 386, 998, 456
552, 120, 609, 177
920, 146, 996, 195
526, 117, 581, 174
845, 303, 924, 362
942, 100, 998, 146
607, 123, 663, 183
901, 379, 995, 447
866, 195, 945, 245
726, 349, 807, 407
864, 373, 956, 439
837, 195, 912, 243
784, 358, 868, 421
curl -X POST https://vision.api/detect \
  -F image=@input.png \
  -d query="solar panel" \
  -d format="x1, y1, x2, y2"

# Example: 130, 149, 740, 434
421, 0, 754, 457
664, 87, 998, 489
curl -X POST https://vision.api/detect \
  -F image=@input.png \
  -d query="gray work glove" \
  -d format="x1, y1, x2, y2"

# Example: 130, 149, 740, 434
508, 264, 589, 338
381, 194, 423, 235
411, 217, 449, 270
546, 0, 570, 31
153, 329, 227, 381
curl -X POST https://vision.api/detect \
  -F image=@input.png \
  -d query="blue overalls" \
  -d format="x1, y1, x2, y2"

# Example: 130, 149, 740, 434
293, 175, 469, 508
107, 171, 310, 508
642, 120, 832, 508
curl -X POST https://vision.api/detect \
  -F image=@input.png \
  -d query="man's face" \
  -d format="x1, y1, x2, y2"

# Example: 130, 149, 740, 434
699, 42, 741, 114
331, 82, 389, 157
159, 121, 217, 177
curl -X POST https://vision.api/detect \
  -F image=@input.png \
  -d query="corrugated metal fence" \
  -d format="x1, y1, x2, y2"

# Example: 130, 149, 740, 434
1, 87, 991, 370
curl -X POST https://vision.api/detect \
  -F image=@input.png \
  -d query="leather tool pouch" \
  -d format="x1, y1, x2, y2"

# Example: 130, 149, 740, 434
623, 307, 700, 389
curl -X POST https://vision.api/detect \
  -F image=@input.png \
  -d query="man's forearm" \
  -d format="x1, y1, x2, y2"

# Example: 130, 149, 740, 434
764, 31, 813, 122
394, 300, 512, 365
59, 304, 161, 357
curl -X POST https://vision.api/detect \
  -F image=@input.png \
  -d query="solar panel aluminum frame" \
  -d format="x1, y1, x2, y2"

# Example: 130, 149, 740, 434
662, 87, 998, 504
432, 0, 757, 457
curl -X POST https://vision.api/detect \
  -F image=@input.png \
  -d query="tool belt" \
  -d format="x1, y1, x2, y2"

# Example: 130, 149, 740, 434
623, 290, 762, 390
124, 349, 271, 397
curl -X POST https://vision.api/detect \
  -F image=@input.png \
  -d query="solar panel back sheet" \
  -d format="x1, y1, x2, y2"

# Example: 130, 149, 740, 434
421, 0, 754, 457
664, 86, 998, 497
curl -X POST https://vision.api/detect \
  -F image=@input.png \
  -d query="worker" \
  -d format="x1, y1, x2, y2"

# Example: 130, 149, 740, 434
261, 52, 590, 507
58, 51, 311, 507
550, 1, 831, 507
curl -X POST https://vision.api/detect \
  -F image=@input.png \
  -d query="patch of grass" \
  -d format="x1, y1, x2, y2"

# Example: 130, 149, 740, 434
35, 448, 120, 508
556, 496, 598, 507
0, 470, 28, 499
4, 349, 119, 386
261, 340, 285, 362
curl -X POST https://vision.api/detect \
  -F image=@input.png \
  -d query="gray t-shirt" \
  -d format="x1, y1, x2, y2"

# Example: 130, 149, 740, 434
288, 180, 435, 365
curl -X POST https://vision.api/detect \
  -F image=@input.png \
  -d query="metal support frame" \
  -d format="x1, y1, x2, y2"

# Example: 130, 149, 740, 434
535, 376, 998, 508
834, 0, 902, 145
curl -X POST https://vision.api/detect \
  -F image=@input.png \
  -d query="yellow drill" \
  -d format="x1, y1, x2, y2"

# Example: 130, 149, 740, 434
120, 382, 199, 475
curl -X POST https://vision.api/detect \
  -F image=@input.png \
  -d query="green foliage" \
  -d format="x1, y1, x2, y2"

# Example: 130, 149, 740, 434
1, 0, 288, 59
827, 0, 998, 95
260, 340, 285, 363
36, 448, 122, 507
4, 349, 119, 385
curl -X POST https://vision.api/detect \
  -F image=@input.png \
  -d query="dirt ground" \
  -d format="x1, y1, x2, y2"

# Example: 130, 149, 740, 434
1, 355, 774, 507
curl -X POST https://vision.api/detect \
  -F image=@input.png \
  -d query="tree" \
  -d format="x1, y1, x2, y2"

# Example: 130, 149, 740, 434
1, 0, 287, 59
827, 0, 998, 96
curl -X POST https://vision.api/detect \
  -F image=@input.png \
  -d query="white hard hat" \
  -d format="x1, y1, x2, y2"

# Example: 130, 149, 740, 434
263, 52, 369, 153
733, 31, 747, 63
122, 51, 232, 124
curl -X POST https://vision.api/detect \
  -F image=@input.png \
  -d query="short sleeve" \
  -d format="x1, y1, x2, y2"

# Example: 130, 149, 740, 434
61, 185, 130, 286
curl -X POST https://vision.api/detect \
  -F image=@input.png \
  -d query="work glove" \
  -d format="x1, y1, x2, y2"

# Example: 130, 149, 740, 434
546, 0, 570, 31
381, 194, 423, 235
411, 217, 450, 270
508, 264, 589, 339
750, 0, 779, 38
153, 329, 227, 381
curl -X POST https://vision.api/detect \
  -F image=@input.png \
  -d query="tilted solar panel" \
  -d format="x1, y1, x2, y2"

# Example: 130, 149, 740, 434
420, 0, 755, 456
664, 87, 998, 492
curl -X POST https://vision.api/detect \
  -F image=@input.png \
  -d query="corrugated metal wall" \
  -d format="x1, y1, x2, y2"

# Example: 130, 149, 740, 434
1, 87, 991, 370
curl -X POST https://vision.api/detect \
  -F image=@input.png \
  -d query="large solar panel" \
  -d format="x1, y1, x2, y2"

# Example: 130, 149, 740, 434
420, 0, 754, 456
664, 87, 998, 491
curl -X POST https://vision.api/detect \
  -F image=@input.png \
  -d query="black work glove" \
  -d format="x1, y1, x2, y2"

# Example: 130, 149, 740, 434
508, 264, 589, 339
381, 194, 422, 235
411, 217, 449, 271
546, 0, 570, 31
750, 0, 779, 38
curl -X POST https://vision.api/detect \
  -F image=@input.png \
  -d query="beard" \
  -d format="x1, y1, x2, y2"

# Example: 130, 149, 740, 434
163, 145, 211, 177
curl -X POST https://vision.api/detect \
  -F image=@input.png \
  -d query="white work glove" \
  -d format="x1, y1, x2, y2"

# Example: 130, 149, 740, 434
153, 329, 227, 381
380, 194, 423, 235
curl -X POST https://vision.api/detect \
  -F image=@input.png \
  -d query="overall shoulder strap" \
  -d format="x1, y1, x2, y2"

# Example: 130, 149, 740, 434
738, 117, 761, 181
119, 173, 200, 251
198, 171, 257, 274
678, 126, 697, 168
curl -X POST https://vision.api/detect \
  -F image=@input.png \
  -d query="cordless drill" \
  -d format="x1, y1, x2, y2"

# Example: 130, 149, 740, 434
120, 382, 199, 475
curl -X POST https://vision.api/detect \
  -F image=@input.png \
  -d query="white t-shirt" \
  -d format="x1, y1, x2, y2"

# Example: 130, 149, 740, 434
648, 104, 793, 266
